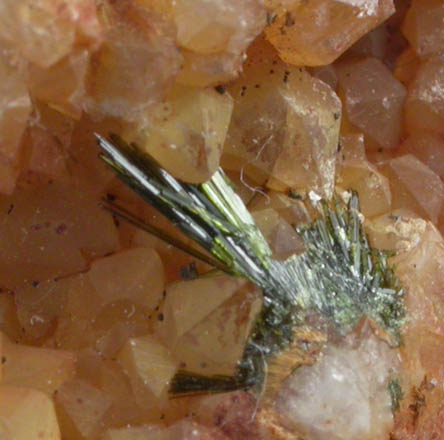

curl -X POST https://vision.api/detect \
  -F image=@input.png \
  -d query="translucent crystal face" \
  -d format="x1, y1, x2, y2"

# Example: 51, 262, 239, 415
336, 58, 406, 149
275, 331, 398, 440
265, 0, 395, 66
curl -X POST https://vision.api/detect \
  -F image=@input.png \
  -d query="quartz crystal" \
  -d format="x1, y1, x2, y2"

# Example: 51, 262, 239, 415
389, 222, 444, 439
176, 50, 244, 87
338, 132, 366, 164
26, 49, 90, 120
133, 84, 233, 183
55, 379, 112, 439
191, 392, 259, 440
265, 0, 395, 66
346, 25, 389, 60
336, 57, 406, 149
339, 159, 391, 217
49, 275, 105, 351
86, 1, 182, 121
387, 155, 444, 224
402, 0, 444, 58
117, 335, 177, 407
158, 275, 246, 346
174, 0, 266, 86
393, 48, 420, 87
398, 132, 444, 178
405, 56, 444, 135
224, 38, 341, 197
1, 338, 76, 395
0, 181, 119, 286
0, 54, 32, 195
0, 0, 100, 69
253, 207, 305, 259
270, 71, 341, 197
103, 420, 229, 440
275, 329, 398, 440
87, 247, 165, 309
0, 386, 61, 439
173, 284, 261, 376
174, 0, 266, 55
25, 127, 67, 179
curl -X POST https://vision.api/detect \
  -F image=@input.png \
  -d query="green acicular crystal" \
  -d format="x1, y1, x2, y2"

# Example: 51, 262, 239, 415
97, 133, 406, 396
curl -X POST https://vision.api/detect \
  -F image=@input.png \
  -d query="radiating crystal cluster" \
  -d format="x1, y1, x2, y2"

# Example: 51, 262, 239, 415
0, 0, 443, 439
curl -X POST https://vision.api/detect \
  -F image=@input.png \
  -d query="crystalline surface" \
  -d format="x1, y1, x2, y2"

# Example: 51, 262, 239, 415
393, 48, 420, 87
25, 127, 67, 179
2, 339, 76, 395
158, 275, 246, 346
336, 57, 406, 149
398, 132, 444, 178
389, 154, 444, 224
0, 386, 61, 439
173, 284, 261, 376
224, 38, 341, 197
26, 49, 90, 119
0, 0, 444, 438
265, 0, 395, 66
270, 70, 341, 197
176, 50, 244, 87
87, 247, 164, 309
339, 159, 391, 217
275, 330, 398, 440
86, 1, 182, 121
174, 0, 266, 55
56, 379, 112, 439
117, 335, 177, 405
405, 56, 444, 135
0, 0, 101, 69
0, 54, 32, 194
0, 181, 119, 286
402, 0, 444, 57
191, 392, 260, 440
135, 84, 233, 183
104, 421, 229, 440
173, 0, 265, 87
390, 224, 444, 439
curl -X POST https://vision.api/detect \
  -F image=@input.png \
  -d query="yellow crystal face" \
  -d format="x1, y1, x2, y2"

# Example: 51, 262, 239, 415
134, 85, 233, 183
0, 386, 61, 439
265, 0, 395, 66
224, 37, 341, 197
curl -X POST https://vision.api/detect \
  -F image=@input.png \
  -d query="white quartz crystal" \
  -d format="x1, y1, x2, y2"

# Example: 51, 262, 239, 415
275, 330, 398, 440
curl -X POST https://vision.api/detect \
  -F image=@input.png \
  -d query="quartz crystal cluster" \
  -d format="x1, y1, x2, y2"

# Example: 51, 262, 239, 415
0, 0, 443, 439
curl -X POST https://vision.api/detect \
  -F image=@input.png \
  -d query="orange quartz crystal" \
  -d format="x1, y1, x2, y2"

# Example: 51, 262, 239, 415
174, 0, 266, 86
0, 0, 101, 69
405, 55, 444, 136
0, 54, 31, 194
402, 0, 444, 58
336, 57, 406, 149
265, 0, 395, 66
